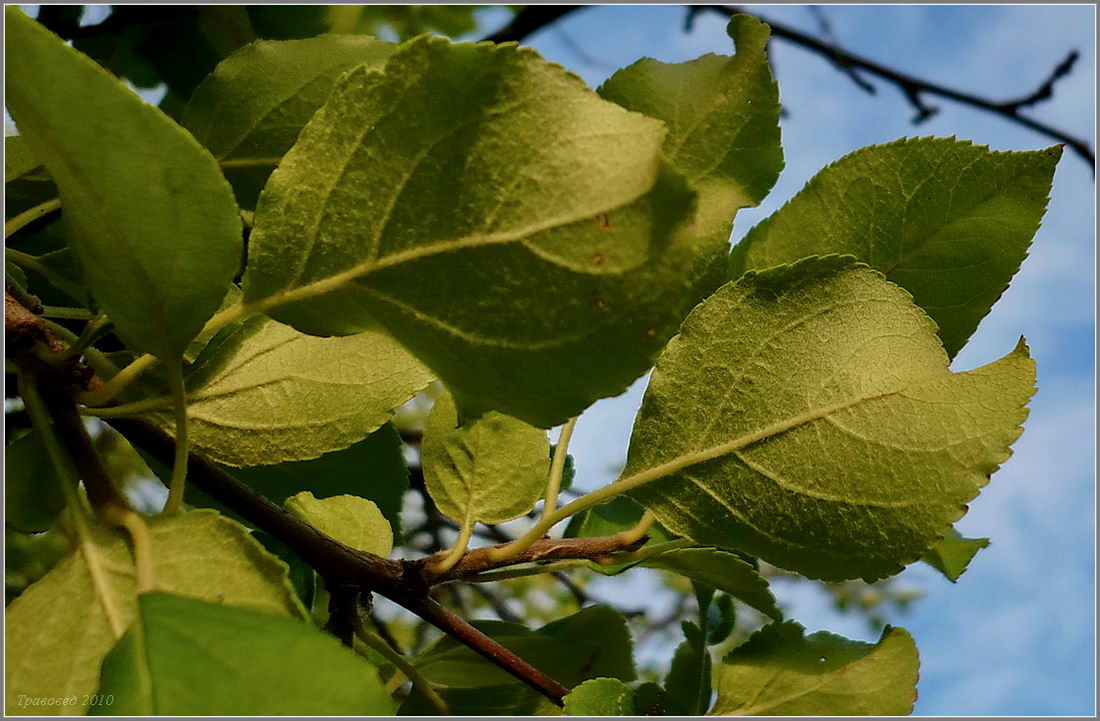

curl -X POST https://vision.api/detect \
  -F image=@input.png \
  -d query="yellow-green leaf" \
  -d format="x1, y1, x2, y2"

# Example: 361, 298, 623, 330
4, 511, 304, 716
625, 256, 1035, 581
284, 492, 393, 557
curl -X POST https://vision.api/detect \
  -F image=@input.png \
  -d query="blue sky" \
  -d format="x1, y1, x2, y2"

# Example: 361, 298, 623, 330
494, 4, 1096, 716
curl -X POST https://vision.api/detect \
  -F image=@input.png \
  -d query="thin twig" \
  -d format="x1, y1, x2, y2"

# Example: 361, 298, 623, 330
700, 5, 1093, 168
481, 5, 584, 44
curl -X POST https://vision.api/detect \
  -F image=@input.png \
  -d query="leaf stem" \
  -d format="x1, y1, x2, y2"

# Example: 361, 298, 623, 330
351, 613, 449, 714
81, 394, 174, 418
77, 352, 158, 406
40, 305, 95, 320
431, 519, 475, 575
6, 248, 76, 294
57, 313, 110, 361
5, 197, 61, 237
541, 416, 577, 524
163, 361, 190, 513
106, 506, 158, 593
36, 317, 122, 380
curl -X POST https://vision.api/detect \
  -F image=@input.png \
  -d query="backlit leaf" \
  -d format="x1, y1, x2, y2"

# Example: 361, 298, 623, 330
5, 8, 241, 359
421, 391, 548, 526
244, 34, 697, 426
600, 14, 783, 303
711, 622, 919, 715
625, 256, 1035, 581
4, 510, 304, 716
564, 677, 636, 716
729, 138, 1060, 356
150, 313, 433, 466
921, 527, 989, 582
284, 492, 393, 558
181, 35, 395, 208
94, 593, 391, 715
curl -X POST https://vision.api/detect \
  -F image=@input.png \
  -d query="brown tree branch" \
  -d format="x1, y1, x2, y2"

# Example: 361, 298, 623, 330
426, 534, 648, 585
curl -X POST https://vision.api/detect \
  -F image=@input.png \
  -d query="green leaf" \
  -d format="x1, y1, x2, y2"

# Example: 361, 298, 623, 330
625, 256, 1036, 581
284, 492, 393, 557
4, 8, 241, 359
94, 593, 392, 715
564, 677, 636, 716
730, 138, 1061, 357
401, 605, 636, 714
243, 34, 697, 427
921, 527, 990, 582
181, 35, 395, 208
711, 622, 919, 715
4, 510, 304, 716
421, 391, 549, 526
4, 134, 58, 221
665, 622, 713, 715
600, 14, 783, 303
212, 423, 410, 539
565, 495, 670, 542
4, 430, 68, 533
151, 313, 433, 466
646, 549, 781, 621
633, 681, 675, 716
707, 594, 737, 645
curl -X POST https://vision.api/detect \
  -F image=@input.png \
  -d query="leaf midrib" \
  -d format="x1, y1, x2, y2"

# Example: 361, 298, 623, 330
618, 370, 954, 499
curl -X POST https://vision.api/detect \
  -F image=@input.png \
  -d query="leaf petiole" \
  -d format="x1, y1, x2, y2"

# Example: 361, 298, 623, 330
351, 613, 449, 714
541, 416, 578, 524
163, 361, 190, 513
4, 197, 61, 238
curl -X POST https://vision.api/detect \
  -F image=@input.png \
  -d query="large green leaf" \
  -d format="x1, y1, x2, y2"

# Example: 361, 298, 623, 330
711, 622, 919, 715
243, 34, 697, 426
149, 313, 433, 466
600, 14, 783, 303
921, 527, 990, 582
401, 606, 635, 714
625, 256, 1035, 581
284, 492, 393, 557
4, 510, 304, 716
4, 9, 241, 359
729, 138, 1060, 357
421, 391, 549, 526
181, 35, 395, 208
563, 678, 636, 716
4, 430, 68, 533
94, 593, 392, 715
